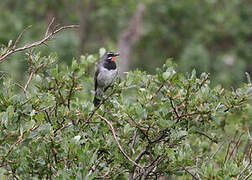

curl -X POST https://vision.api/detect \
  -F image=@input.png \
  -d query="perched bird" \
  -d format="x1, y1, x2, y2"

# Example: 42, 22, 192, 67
93, 52, 119, 106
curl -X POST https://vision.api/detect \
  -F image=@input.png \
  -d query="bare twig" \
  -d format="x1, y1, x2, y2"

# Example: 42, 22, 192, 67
144, 154, 166, 178
135, 148, 148, 163
13, 25, 32, 50
150, 83, 164, 101
24, 71, 34, 92
183, 166, 199, 180
124, 111, 151, 143
194, 73, 210, 94
54, 123, 72, 134
182, 83, 191, 115
67, 73, 76, 110
96, 167, 115, 179
244, 172, 252, 180
236, 145, 252, 180
169, 98, 180, 121
210, 141, 225, 160
225, 131, 238, 164
14, 82, 25, 93
98, 115, 144, 170
195, 130, 218, 143
0, 18, 79, 63
6, 124, 40, 157
228, 132, 244, 161
224, 140, 232, 164
130, 130, 137, 154
0, 72, 8, 81
87, 154, 104, 177
45, 17, 55, 37
6, 137, 24, 157
129, 148, 148, 180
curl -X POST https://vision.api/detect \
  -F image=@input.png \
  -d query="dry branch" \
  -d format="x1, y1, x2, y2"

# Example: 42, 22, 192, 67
236, 144, 252, 180
0, 18, 79, 63
183, 166, 199, 180
98, 115, 144, 170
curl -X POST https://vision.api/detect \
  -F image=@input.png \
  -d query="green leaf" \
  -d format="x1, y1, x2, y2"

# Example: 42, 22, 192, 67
72, 59, 78, 69
35, 113, 44, 122
73, 135, 81, 142
99, 48, 106, 57
7, 105, 14, 119
1, 112, 8, 128
177, 130, 187, 138
163, 67, 176, 80
25, 119, 36, 130
8, 40, 13, 48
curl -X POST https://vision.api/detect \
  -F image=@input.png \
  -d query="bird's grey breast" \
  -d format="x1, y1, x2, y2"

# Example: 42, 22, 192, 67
97, 66, 117, 87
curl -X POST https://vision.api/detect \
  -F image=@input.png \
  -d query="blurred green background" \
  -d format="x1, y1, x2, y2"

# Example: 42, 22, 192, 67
0, 0, 251, 87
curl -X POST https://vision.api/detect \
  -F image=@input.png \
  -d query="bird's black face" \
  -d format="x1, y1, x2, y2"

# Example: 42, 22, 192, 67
106, 52, 119, 63
104, 52, 119, 70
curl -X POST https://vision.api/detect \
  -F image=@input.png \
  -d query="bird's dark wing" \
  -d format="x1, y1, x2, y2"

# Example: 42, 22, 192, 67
94, 68, 99, 91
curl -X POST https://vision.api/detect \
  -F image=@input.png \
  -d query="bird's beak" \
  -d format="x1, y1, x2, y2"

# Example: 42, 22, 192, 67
111, 53, 119, 62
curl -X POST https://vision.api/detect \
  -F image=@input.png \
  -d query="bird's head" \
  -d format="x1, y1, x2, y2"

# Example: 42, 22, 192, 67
106, 52, 119, 63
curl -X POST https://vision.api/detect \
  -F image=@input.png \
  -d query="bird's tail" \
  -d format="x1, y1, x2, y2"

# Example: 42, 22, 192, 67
93, 96, 101, 107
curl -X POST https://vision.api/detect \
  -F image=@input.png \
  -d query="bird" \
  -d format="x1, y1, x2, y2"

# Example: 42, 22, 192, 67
93, 52, 119, 106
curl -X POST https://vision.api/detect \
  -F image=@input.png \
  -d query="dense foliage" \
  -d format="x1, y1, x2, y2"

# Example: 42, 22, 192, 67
0, 49, 251, 179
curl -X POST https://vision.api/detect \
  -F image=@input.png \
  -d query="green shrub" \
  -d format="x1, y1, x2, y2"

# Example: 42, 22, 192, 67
0, 50, 251, 179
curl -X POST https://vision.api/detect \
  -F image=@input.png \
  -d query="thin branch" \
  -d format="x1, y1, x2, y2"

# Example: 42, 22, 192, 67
135, 148, 148, 163
236, 145, 252, 180
228, 132, 244, 161
96, 167, 115, 179
130, 130, 137, 154
195, 130, 218, 143
236, 160, 251, 180
6, 137, 24, 157
67, 73, 76, 110
98, 115, 144, 170
87, 154, 104, 177
194, 73, 210, 94
24, 71, 34, 92
124, 111, 151, 142
144, 154, 166, 178
14, 82, 25, 93
150, 83, 164, 101
181, 83, 191, 116
54, 123, 72, 134
45, 17, 55, 37
210, 141, 225, 160
0, 18, 79, 63
129, 148, 148, 180
169, 98, 180, 121
224, 141, 232, 164
244, 172, 252, 180
225, 131, 238, 164
151, 128, 171, 144
183, 166, 199, 180
13, 25, 32, 50
5, 124, 40, 157
0, 72, 8, 80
